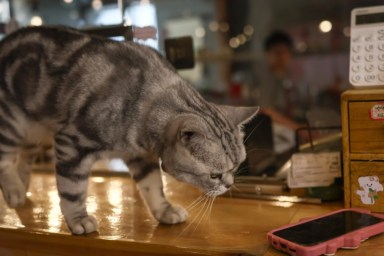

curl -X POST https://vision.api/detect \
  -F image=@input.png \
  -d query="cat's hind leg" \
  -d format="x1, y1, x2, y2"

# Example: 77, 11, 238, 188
127, 157, 187, 224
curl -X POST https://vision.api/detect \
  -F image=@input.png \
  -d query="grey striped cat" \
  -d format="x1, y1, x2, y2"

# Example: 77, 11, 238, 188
0, 26, 258, 235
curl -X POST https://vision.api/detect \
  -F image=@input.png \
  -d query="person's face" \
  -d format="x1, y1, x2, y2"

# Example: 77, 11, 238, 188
266, 44, 292, 72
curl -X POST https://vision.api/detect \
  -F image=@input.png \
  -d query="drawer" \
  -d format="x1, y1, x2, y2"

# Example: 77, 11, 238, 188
349, 101, 384, 154
350, 161, 384, 212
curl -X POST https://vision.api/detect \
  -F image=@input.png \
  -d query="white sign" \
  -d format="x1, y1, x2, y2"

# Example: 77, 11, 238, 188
288, 152, 341, 188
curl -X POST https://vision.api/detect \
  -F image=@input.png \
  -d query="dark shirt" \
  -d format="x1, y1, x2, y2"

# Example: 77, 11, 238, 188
255, 65, 308, 122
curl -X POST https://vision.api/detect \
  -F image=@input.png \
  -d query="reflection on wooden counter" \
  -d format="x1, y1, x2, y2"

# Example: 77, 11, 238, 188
0, 171, 383, 255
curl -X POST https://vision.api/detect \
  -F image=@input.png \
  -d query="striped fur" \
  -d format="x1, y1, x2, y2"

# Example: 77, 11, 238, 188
0, 26, 258, 234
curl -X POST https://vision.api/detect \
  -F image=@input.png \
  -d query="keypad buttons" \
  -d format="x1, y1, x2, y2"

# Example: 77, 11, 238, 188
351, 64, 360, 72
365, 54, 374, 62
365, 64, 374, 72
352, 36, 362, 43
365, 34, 374, 41
351, 74, 361, 83
352, 54, 362, 62
352, 45, 361, 52
378, 73, 384, 82
365, 44, 374, 52
365, 74, 376, 82
349, 28, 384, 85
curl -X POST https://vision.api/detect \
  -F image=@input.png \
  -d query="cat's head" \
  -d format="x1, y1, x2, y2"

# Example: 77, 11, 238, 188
161, 105, 259, 197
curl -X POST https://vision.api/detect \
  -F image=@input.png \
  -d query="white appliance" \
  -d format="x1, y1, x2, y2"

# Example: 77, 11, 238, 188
350, 5, 384, 87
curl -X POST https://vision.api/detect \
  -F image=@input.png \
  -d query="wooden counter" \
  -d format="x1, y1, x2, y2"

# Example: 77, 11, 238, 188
0, 171, 383, 256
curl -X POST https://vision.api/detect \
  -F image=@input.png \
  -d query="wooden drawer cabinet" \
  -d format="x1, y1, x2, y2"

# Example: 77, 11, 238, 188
342, 89, 384, 212
349, 101, 384, 153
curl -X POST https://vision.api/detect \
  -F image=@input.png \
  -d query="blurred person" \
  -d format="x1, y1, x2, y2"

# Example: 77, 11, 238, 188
255, 31, 309, 131
253, 31, 310, 154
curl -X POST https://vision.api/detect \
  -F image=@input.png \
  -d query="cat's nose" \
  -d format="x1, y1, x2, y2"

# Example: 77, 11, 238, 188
223, 173, 234, 189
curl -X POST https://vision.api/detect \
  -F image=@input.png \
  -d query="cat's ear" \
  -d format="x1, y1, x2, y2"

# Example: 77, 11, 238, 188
169, 116, 205, 145
219, 105, 260, 127
179, 129, 200, 145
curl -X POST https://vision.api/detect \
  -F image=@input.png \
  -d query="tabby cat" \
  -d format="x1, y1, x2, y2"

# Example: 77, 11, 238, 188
0, 26, 258, 234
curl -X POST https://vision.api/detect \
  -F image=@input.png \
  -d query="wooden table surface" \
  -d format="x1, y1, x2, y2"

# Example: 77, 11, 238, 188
0, 171, 383, 256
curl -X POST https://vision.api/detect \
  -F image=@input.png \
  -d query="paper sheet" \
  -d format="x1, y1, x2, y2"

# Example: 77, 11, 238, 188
288, 152, 341, 188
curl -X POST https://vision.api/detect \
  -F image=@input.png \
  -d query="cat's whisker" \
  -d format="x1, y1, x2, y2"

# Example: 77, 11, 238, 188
235, 163, 275, 175
202, 196, 215, 234
244, 119, 264, 143
178, 196, 210, 237
208, 196, 215, 228
205, 197, 214, 226
185, 193, 206, 211
191, 196, 213, 235
242, 164, 272, 169
185, 198, 210, 236
231, 184, 241, 192
245, 147, 274, 154
186, 194, 209, 212
234, 166, 248, 175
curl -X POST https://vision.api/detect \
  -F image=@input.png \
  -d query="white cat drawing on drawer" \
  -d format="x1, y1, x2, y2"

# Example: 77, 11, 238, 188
356, 176, 384, 205
0, 26, 259, 234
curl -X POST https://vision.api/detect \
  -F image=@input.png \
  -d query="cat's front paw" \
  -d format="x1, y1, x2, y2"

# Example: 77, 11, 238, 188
155, 205, 188, 224
67, 215, 99, 235
2, 184, 26, 208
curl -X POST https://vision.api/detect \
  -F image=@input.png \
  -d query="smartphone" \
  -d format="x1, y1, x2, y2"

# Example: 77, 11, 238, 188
267, 208, 384, 256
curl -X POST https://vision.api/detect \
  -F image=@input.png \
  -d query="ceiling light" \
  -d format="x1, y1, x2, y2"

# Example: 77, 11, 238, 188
243, 25, 254, 36
229, 37, 240, 48
92, 0, 102, 10
30, 16, 43, 26
209, 21, 219, 32
195, 27, 206, 38
319, 20, 332, 33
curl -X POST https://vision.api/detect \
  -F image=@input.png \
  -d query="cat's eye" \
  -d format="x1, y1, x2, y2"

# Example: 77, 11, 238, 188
182, 131, 195, 138
210, 173, 222, 179
180, 131, 195, 144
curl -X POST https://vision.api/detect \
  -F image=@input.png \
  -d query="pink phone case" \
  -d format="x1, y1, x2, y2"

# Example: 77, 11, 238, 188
267, 208, 384, 256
